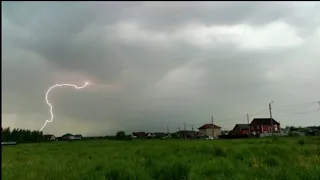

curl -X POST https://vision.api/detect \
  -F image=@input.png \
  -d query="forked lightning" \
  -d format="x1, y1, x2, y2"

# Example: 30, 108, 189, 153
39, 82, 89, 131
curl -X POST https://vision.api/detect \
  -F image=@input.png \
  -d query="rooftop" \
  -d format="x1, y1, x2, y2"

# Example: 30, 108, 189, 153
251, 118, 280, 125
62, 133, 74, 137
234, 124, 250, 130
198, 124, 221, 129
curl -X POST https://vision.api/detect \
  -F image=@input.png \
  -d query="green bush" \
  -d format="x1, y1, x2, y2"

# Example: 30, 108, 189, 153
288, 132, 301, 137
297, 139, 305, 146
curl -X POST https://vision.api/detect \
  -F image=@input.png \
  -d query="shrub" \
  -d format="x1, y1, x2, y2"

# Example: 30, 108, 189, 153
297, 139, 305, 146
116, 131, 126, 140
288, 132, 300, 137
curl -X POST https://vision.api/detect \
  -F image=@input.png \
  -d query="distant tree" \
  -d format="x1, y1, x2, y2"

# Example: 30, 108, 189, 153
290, 126, 298, 131
116, 131, 126, 140
2, 127, 10, 141
171, 132, 180, 139
18, 129, 23, 142
37, 131, 44, 142
11, 128, 19, 141
1, 127, 46, 143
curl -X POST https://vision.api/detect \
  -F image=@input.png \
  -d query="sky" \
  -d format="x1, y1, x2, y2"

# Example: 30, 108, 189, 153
2, 2, 320, 136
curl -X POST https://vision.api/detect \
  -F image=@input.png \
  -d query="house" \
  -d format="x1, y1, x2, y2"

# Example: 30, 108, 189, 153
250, 118, 280, 134
194, 131, 204, 137
177, 130, 197, 138
132, 132, 147, 138
61, 133, 74, 140
289, 131, 306, 136
131, 133, 137, 139
146, 132, 155, 138
73, 134, 82, 140
191, 131, 206, 139
221, 130, 229, 135
232, 124, 250, 136
198, 124, 221, 138
44, 134, 56, 141
153, 132, 166, 138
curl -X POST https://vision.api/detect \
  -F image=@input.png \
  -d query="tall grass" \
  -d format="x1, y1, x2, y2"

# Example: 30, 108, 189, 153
2, 137, 320, 180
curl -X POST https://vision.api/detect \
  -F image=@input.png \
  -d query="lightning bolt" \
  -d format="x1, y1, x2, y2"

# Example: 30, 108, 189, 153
39, 81, 89, 132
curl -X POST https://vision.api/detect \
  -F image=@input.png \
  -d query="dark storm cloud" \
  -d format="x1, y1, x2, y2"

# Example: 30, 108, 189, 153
2, 2, 320, 136
3, 2, 317, 82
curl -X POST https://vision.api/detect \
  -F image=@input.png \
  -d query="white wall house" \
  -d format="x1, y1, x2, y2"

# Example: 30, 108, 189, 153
73, 134, 82, 140
198, 124, 221, 138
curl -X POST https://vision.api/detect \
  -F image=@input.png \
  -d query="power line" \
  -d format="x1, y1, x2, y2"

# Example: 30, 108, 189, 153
274, 101, 319, 113
216, 114, 245, 123
216, 119, 246, 125
273, 101, 317, 109
276, 109, 320, 115
182, 100, 320, 130
217, 109, 267, 122
251, 108, 270, 116
272, 101, 319, 114
274, 104, 316, 112
215, 108, 269, 124
215, 101, 319, 126
295, 109, 320, 114
216, 113, 269, 125
274, 104, 316, 113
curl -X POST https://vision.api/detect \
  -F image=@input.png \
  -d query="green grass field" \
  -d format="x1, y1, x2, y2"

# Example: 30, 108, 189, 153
2, 137, 320, 180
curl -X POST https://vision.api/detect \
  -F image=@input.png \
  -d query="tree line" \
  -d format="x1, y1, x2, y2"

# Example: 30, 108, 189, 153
3, 125, 319, 143
286, 126, 320, 132
2, 127, 45, 143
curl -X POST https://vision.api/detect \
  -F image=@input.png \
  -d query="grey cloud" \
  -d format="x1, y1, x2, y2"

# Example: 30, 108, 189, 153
123, 2, 290, 30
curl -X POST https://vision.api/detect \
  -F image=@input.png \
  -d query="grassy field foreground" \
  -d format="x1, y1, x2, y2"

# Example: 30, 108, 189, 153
2, 137, 320, 180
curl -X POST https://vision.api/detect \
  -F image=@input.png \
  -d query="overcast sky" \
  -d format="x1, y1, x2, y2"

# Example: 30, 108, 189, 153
2, 2, 320, 136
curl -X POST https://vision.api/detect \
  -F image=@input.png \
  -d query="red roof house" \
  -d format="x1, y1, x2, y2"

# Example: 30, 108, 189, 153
250, 118, 280, 134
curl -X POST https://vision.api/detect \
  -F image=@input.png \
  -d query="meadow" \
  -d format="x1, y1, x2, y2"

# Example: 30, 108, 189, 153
2, 137, 320, 180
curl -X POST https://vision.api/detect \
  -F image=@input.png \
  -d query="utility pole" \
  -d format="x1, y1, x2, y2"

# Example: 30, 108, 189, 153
278, 121, 281, 132
191, 124, 194, 131
166, 126, 169, 134
246, 113, 251, 136
178, 127, 181, 138
211, 116, 214, 138
317, 101, 320, 110
184, 122, 186, 131
269, 101, 274, 137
